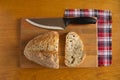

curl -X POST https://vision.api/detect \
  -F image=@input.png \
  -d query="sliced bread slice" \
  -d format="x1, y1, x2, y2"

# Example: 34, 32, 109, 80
65, 32, 85, 67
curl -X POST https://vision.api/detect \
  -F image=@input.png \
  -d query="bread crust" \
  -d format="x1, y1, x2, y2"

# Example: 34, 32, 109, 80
24, 31, 59, 69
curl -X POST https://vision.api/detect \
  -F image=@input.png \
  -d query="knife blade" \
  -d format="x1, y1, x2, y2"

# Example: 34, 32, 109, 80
26, 17, 96, 30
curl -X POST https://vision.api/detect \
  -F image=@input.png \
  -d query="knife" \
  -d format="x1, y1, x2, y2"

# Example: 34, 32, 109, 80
26, 17, 96, 30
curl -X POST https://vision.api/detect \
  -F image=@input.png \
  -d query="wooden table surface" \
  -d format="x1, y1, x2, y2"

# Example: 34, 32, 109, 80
0, 0, 120, 80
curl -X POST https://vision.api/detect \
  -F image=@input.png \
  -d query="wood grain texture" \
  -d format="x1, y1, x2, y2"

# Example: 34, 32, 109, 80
0, 0, 120, 80
20, 19, 97, 68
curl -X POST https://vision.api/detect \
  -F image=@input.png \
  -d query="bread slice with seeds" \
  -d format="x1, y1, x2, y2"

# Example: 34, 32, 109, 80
65, 32, 85, 67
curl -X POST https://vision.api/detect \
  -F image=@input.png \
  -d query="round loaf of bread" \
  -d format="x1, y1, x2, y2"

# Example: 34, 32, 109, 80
24, 31, 59, 69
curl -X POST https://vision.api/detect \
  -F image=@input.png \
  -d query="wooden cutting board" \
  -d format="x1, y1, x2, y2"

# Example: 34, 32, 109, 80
20, 18, 98, 68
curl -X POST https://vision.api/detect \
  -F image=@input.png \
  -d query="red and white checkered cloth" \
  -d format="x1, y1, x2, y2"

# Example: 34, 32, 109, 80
64, 9, 112, 66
